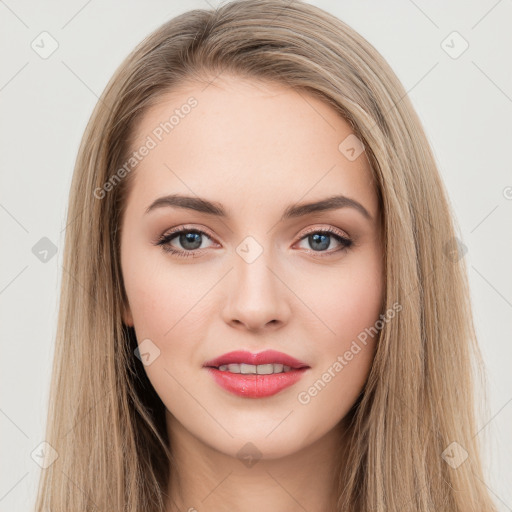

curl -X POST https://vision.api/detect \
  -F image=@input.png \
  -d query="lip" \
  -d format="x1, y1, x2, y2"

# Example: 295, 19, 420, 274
203, 350, 309, 369
205, 367, 308, 398
203, 350, 310, 398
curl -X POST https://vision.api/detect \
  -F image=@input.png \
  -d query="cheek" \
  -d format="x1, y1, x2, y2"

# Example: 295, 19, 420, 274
294, 251, 383, 408
122, 258, 208, 398
122, 252, 217, 384
122, 246, 203, 336
330, 268, 383, 344
295, 250, 383, 347
123, 271, 170, 336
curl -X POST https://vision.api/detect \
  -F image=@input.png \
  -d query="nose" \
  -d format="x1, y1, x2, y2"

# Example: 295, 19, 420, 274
221, 249, 291, 332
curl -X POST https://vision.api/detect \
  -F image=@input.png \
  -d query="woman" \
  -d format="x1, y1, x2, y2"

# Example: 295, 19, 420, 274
34, 0, 497, 510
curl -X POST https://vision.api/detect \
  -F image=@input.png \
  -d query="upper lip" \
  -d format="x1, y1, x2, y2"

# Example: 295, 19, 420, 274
203, 350, 310, 369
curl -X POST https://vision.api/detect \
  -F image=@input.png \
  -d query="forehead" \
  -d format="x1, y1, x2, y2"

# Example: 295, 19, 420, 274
125, 74, 378, 219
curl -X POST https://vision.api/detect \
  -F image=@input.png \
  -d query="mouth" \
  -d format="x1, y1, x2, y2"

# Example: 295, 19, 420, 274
203, 350, 310, 398
210, 362, 299, 374
203, 349, 309, 371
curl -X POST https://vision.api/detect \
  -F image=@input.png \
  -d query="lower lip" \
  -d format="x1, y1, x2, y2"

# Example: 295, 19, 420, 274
205, 367, 309, 398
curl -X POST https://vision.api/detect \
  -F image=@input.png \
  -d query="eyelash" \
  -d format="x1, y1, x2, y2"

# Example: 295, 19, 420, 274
154, 225, 353, 259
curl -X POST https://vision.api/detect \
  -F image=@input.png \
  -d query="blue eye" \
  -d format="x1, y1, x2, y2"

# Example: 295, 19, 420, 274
155, 226, 352, 259
156, 229, 215, 258
296, 229, 352, 253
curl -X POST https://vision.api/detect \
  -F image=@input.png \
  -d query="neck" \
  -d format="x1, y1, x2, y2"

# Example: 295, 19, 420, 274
164, 413, 347, 512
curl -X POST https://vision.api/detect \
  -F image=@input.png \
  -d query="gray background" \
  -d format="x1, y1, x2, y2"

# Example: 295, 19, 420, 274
0, 0, 511, 510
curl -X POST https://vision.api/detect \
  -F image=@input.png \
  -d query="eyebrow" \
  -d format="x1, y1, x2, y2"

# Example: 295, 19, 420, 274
145, 193, 372, 221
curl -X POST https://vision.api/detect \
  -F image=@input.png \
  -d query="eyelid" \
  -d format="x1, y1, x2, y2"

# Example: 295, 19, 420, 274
158, 224, 219, 243
298, 224, 350, 240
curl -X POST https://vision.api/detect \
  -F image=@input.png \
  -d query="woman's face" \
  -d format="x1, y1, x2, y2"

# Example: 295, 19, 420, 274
120, 75, 383, 459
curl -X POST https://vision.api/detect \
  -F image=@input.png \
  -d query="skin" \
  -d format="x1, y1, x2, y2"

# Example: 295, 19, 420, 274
120, 74, 384, 512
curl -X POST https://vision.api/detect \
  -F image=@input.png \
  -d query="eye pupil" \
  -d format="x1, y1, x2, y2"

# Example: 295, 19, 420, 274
309, 233, 330, 251
180, 232, 202, 250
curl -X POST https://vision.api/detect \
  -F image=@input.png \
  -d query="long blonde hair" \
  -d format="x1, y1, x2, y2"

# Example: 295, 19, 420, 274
35, 1, 497, 510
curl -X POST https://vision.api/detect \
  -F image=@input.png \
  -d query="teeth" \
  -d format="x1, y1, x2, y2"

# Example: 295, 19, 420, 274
217, 363, 294, 374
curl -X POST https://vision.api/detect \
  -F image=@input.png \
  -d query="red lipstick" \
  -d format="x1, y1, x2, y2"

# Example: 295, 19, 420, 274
203, 350, 310, 398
